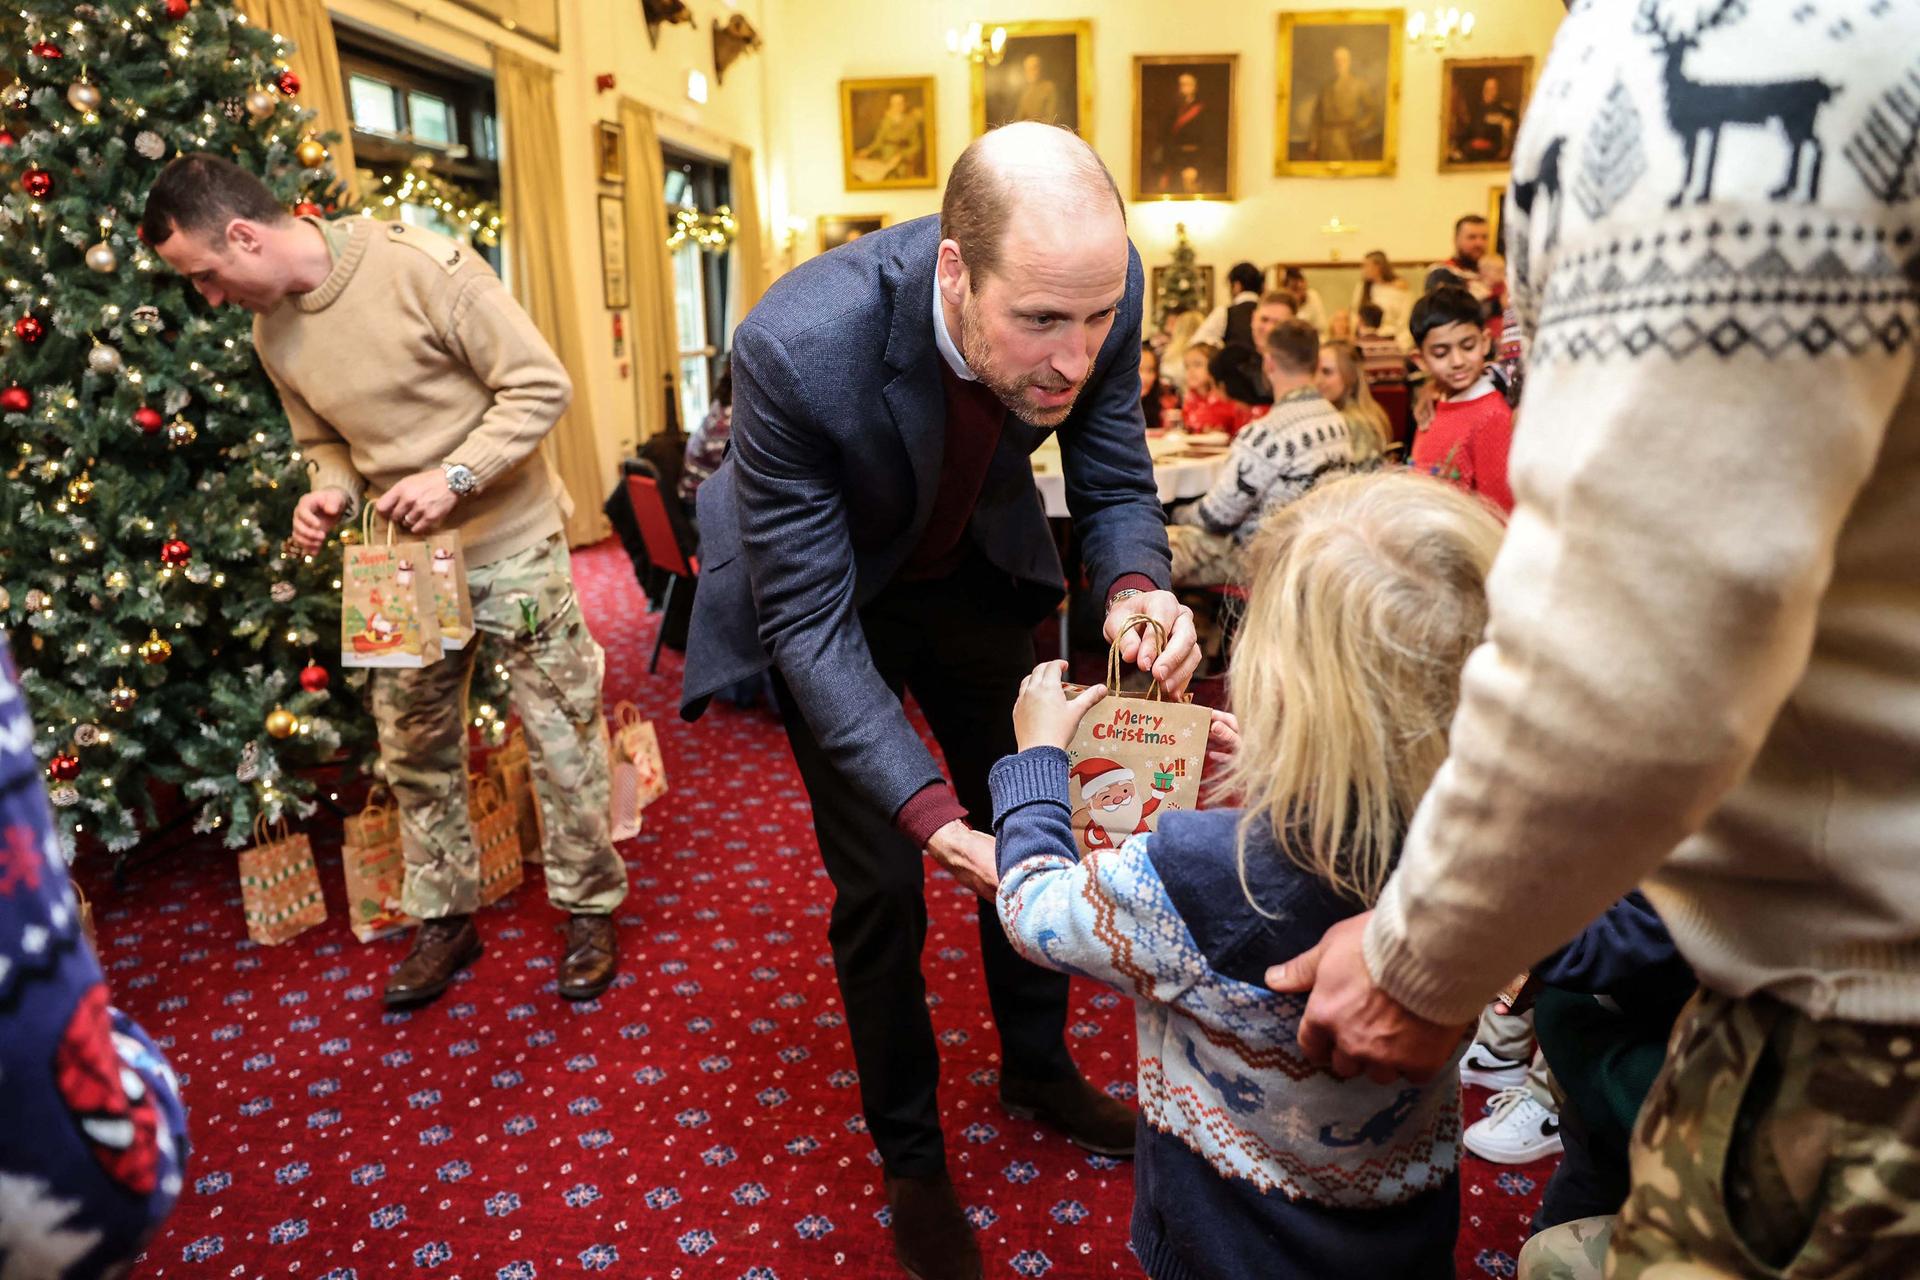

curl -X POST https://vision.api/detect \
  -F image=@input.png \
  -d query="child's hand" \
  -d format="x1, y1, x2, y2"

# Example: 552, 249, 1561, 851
1206, 709, 1240, 774
1013, 661, 1106, 753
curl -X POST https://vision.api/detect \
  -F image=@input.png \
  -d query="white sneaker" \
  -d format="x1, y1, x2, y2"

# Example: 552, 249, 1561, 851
1464, 1086, 1564, 1164
1459, 1042, 1529, 1091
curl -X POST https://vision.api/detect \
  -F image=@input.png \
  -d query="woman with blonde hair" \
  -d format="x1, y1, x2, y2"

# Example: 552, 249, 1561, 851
1349, 249, 1412, 346
1315, 340, 1394, 462
1160, 308, 1206, 394
987, 470, 1501, 1279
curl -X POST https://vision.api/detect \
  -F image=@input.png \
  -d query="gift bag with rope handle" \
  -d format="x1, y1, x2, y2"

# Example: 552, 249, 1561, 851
340, 506, 443, 669
342, 784, 412, 942
238, 814, 327, 945
1063, 614, 1212, 857
609, 700, 668, 843
425, 527, 475, 651
471, 775, 525, 907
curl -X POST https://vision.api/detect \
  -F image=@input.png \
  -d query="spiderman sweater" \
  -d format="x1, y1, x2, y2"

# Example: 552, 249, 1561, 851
0, 636, 188, 1276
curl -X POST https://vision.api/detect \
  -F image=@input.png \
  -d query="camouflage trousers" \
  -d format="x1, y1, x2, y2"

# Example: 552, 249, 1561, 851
1608, 988, 1920, 1279
1521, 1215, 1614, 1280
372, 534, 627, 919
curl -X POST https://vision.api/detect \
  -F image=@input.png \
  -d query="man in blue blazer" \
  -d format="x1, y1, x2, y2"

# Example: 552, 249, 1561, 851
680, 124, 1197, 1279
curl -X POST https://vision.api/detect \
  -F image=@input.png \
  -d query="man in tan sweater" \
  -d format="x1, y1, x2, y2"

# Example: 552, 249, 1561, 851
143, 155, 626, 1007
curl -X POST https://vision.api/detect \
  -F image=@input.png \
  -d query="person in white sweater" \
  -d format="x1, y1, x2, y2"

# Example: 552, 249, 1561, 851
1268, 2, 1920, 1275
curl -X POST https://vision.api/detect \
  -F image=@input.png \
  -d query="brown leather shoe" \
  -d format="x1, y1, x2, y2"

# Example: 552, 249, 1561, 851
884, 1172, 981, 1280
558, 913, 617, 1001
1001, 1072, 1137, 1157
384, 915, 481, 1008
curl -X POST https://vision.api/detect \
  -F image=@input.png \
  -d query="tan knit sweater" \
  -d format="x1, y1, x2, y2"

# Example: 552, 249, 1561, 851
1364, 5, 1920, 1026
253, 217, 571, 567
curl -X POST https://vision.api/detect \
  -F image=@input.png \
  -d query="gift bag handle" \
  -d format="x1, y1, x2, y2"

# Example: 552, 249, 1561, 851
470, 777, 504, 812
1106, 613, 1170, 703
360, 505, 400, 547
611, 700, 644, 730
251, 812, 292, 847
360, 782, 392, 816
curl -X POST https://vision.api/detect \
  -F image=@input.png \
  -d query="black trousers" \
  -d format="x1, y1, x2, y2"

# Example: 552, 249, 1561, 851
775, 558, 1077, 1177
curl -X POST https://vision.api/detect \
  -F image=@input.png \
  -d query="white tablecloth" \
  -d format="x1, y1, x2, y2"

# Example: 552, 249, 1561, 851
1030, 432, 1229, 519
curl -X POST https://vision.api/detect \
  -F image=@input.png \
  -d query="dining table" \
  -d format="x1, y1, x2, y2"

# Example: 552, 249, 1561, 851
1028, 429, 1231, 520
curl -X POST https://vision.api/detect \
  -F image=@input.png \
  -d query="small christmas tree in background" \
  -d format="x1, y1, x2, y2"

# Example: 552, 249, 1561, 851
1154, 223, 1207, 327
0, 0, 367, 854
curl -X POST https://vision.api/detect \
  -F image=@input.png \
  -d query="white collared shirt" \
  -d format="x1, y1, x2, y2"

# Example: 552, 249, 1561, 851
931, 268, 977, 382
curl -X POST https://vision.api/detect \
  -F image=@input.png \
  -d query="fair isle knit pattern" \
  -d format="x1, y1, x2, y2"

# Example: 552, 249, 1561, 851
997, 834, 1459, 1208
1174, 388, 1354, 544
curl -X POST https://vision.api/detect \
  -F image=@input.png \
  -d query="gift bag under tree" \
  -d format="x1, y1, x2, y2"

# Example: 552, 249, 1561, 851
608, 702, 669, 842
341, 785, 412, 943
1063, 615, 1212, 856
426, 529, 475, 650
238, 816, 328, 946
471, 776, 524, 907
487, 724, 546, 864
341, 510, 444, 670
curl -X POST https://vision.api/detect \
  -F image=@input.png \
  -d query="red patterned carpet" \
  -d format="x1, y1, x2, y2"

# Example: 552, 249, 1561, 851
90, 539, 1554, 1279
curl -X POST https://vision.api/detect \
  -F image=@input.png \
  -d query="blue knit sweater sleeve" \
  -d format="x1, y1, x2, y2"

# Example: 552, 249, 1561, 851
989, 746, 1207, 1002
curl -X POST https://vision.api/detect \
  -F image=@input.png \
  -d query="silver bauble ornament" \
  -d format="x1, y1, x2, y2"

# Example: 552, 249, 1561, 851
185, 562, 211, 585
85, 242, 117, 273
66, 80, 103, 113
87, 343, 122, 375
269, 581, 295, 603
49, 786, 79, 808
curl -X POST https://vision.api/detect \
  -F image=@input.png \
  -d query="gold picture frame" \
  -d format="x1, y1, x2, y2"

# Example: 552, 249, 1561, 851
1440, 56, 1533, 172
1275, 9, 1403, 179
1132, 55, 1238, 202
1488, 183, 1508, 255
594, 120, 625, 185
818, 214, 887, 253
840, 76, 938, 191
597, 194, 629, 310
971, 19, 1094, 139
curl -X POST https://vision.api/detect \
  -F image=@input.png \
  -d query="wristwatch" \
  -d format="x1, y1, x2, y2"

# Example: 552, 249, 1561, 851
442, 462, 477, 497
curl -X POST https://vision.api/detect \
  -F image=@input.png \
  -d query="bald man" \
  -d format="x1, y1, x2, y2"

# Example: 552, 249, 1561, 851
681, 123, 1196, 1279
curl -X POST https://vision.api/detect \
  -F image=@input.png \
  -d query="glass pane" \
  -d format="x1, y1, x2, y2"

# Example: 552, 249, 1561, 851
672, 240, 705, 354
400, 201, 463, 243
348, 75, 399, 135
408, 91, 453, 147
663, 170, 691, 209
477, 112, 497, 161
678, 356, 710, 436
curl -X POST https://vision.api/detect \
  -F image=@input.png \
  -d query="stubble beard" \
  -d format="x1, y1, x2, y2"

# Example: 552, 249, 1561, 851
959, 292, 1087, 429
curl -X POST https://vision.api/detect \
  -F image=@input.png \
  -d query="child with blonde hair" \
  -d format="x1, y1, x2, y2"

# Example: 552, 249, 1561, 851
991, 471, 1504, 1279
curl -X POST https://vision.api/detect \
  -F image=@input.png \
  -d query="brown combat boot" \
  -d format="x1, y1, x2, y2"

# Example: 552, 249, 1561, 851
384, 915, 482, 1008
884, 1171, 981, 1280
558, 913, 617, 1000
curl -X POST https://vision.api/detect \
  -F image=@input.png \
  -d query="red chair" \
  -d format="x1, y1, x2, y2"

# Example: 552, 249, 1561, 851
1372, 380, 1412, 454
624, 472, 700, 674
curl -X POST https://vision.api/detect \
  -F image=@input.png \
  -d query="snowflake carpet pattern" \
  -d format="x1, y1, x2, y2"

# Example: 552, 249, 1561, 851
84, 541, 1552, 1278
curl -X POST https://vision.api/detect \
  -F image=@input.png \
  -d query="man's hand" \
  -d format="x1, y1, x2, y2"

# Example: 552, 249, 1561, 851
291, 489, 348, 554
1105, 590, 1201, 695
1264, 912, 1471, 1084
375, 468, 459, 535
926, 820, 999, 900
1013, 661, 1107, 753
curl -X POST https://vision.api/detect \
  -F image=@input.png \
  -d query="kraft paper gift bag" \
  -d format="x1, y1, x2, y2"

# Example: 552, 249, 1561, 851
340, 509, 443, 670
608, 702, 668, 843
487, 724, 546, 864
239, 816, 328, 946
1063, 615, 1212, 856
425, 529, 475, 651
471, 776, 525, 907
341, 785, 412, 943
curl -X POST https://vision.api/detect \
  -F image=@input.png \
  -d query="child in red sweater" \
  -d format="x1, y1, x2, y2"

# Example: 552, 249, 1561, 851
1408, 284, 1513, 514
1180, 342, 1256, 436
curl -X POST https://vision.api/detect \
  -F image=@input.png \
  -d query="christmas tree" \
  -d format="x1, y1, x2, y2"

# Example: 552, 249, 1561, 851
0, 0, 364, 853
1154, 222, 1207, 327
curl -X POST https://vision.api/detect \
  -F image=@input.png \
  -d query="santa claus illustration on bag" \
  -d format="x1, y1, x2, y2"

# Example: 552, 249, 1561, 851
1069, 756, 1177, 855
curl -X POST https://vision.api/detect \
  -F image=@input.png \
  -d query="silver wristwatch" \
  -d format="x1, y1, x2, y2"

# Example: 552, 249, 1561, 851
442, 462, 478, 496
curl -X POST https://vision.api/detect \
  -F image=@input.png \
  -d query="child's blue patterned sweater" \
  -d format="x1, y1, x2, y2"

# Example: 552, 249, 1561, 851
990, 746, 1461, 1280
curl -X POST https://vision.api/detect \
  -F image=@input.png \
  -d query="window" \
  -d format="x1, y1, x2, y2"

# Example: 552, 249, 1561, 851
663, 148, 731, 433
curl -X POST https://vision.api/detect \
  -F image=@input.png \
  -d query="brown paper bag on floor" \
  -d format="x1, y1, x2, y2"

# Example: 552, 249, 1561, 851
608, 702, 668, 842
1064, 615, 1211, 856
488, 724, 546, 864
425, 529, 475, 651
341, 509, 443, 669
239, 816, 327, 946
471, 776, 524, 907
341, 785, 413, 942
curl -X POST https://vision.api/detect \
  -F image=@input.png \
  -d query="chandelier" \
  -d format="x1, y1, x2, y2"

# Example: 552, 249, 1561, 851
945, 21, 1007, 66
1407, 7, 1475, 50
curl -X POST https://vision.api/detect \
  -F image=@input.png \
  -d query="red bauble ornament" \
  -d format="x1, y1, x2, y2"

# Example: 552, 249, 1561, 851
48, 752, 81, 782
299, 663, 330, 693
13, 315, 44, 344
159, 538, 191, 567
21, 168, 52, 199
163, 0, 190, 17
0, 130, 15, 149
0, 386, 28, 413
30, 40, 62, 59
277, 70, 301, 96
291, 200, 322, 217
133, 405, 163, 433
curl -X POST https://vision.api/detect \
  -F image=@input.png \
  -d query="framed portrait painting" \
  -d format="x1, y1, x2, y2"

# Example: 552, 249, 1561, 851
841, 77, 937, 191
1275, 9, 1403, 178
597, 195, 629, 310
818, 214, 887, 253
972, 19, 1093, 138
1132, 55, 1237, 201
1441, 57, 1532, 172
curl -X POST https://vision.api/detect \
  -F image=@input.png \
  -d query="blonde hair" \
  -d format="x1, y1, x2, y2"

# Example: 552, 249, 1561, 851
1320, 340, 1392, 462
1162, 309, 1205, 369
1223, 472, 1503, 908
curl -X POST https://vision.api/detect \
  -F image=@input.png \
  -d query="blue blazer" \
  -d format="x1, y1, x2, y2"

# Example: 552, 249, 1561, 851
680, 214, 1172, 822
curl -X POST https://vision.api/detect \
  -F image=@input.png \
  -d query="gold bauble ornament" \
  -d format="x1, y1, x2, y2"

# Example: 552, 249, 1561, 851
294, 137, 327, 168
165, 418, 197, 448
109, 681, 138, 713
0, 585, 8, 611
137, 628, 171, 664
66, 80, 103, 113
84, 241, 117, 273
105, 569, 130, 591
244, 87, 276, 120
66, 473, 93, 504
265, 706, 297, 738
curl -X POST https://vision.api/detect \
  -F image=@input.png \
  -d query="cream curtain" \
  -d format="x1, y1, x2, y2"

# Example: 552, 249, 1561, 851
621, 100, 683, 443
496, 49, 608, 545
233, 0, 360, 200
729, 144, 768, 325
